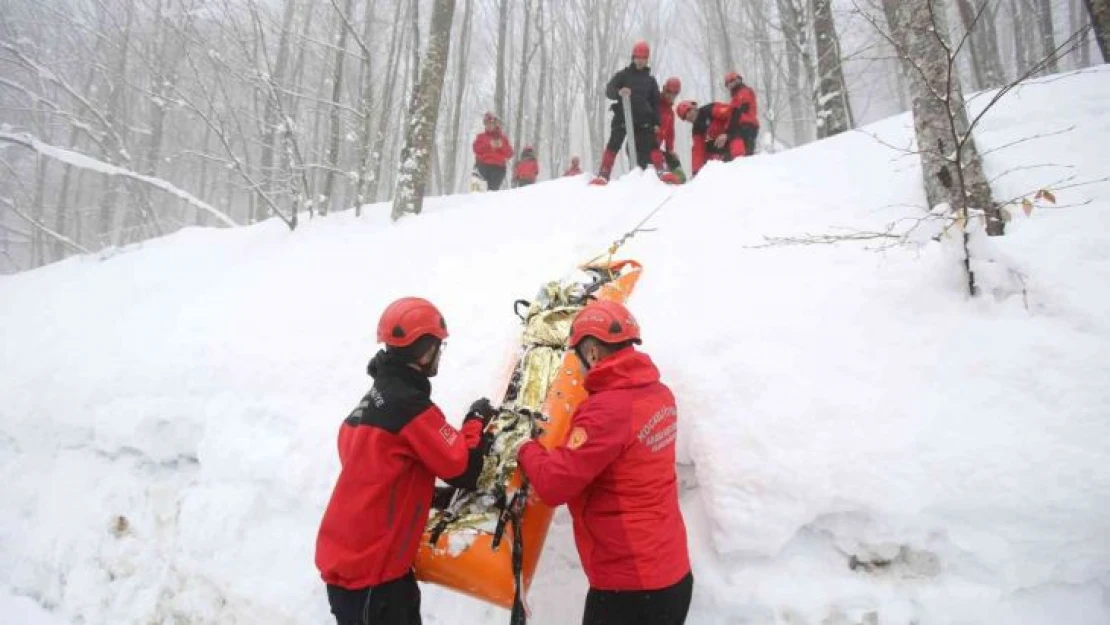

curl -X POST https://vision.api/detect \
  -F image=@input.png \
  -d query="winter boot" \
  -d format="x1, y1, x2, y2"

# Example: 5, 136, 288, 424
591, 149, 618, 185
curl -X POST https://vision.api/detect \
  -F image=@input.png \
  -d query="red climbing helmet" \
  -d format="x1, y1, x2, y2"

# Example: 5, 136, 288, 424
377, 297, 449, 347
569, 300, 642, 348
663, 77, 681, 94
675, 100, 697, 120
632, 40, 650, 59
724, 71, 742, 89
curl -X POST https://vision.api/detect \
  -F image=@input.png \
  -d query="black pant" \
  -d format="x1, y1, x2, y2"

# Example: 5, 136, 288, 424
582, 572, 693, 625
738, 125, 759, 156
327, 572, 422, 625
475, 163, 507, 191
606, 122, 658, 170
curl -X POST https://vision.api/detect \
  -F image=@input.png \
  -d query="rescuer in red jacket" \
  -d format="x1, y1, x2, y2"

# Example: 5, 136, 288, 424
676, 99, 732, 177
655, 76, 682, 180
516, 300, 692, 625
724, 70, 760, 157
512, 145, 540, 187
472, 111, 514, 191
316, 297, 494, 625
563, 155, 583, 177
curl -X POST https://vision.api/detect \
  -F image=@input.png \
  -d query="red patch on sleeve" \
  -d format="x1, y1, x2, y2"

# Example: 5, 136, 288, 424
439, 425, 458, 446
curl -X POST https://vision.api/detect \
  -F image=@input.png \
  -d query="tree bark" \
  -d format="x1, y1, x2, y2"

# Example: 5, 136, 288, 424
812, 0, 853, 138
391, 0, 456, 219
881, 0, 1000, 235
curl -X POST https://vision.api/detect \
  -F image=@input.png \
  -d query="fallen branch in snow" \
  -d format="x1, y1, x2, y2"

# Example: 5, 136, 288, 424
749, 230, 904, 248
0, 130, 237, 227
745, 217, 931, 251
0, 195, 91, 254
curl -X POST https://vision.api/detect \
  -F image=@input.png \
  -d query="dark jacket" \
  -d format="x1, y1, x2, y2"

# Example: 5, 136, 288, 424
605, 64, 661, 130
518, 348, 690, 591
316, 351, 486, 589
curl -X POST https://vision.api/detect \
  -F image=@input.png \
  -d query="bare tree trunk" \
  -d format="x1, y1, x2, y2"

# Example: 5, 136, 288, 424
812, 0, 853, 138
260, 0, 298, 211
881, 0, 999, 234
354, 0, 379, 214
531, 0, 548, 154
444, 0, 473, 193
495, 0, 510, 118
369, 0, 408, 202
513, 0, 534, 153
956, 0, 1007, 88
1087, 0, 1110, 60
97, 0, 134, 247
1071, 0, 1091, 66
392, 0, 456, 219
710, 0, 736, 69
776, 0, 810, 145
321, 0, 354, 216
1035, 0, 1059, 74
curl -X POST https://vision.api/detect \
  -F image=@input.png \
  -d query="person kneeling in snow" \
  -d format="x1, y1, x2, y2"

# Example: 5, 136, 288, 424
315, 297, 494, 625
516, 301, 693, 625
676, 99, 732, 178
512, 146, 540, 187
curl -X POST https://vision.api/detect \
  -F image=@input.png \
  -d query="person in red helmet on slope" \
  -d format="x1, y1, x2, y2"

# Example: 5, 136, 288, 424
676, 99, 733, 177
592, 40, 664, 184
723, 71, 760, 157
516, 300, 693, 625
654, 76, 683, 183
316, 297, 495, 625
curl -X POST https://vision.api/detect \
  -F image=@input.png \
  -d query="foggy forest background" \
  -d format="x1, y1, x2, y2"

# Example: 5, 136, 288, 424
0, 0, 1104, 272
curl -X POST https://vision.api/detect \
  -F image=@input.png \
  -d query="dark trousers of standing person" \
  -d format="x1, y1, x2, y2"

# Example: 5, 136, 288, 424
606, 122, 659, 170
582, 572, 693, 625
326, 571, 422, 625
476, 163, 507, 191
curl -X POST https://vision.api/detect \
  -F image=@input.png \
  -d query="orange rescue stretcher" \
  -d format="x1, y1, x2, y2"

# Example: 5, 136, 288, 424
414, 259, 643, 617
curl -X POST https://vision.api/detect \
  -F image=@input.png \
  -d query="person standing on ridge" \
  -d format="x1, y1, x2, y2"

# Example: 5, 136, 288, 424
592, 40, 662, 184
472, 112, 514, 191
654, 76, 683, 183
724, 71, 760, 157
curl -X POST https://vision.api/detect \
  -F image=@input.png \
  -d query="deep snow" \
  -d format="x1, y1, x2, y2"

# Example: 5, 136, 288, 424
2, 67, 1109, 625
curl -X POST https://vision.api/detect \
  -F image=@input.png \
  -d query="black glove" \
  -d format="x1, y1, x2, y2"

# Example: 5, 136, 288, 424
464, 398, 497, 427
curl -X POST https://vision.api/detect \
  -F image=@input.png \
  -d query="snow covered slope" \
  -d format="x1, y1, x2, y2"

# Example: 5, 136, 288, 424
2, 67, 1109, 625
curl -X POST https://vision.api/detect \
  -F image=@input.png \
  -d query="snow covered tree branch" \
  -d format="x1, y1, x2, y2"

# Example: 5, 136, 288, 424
0, 131, 237, 227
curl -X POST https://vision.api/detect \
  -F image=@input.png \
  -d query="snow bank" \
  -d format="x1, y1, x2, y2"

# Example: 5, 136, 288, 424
2, 67, 1109, 625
